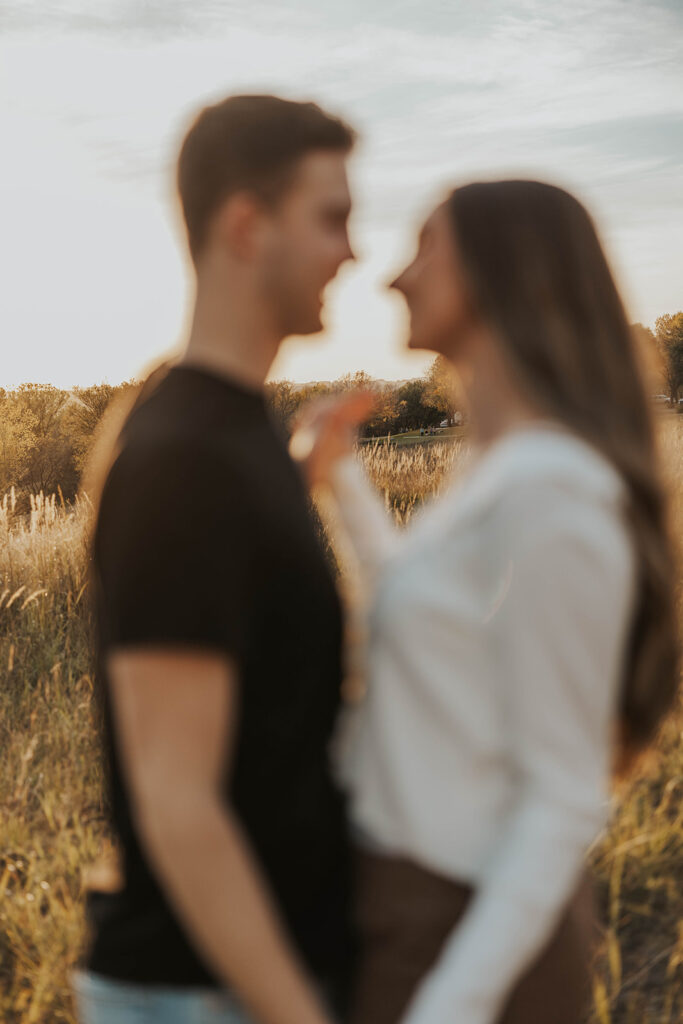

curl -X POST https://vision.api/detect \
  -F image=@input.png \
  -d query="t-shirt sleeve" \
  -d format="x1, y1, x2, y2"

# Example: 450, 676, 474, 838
94, 438, 256, 661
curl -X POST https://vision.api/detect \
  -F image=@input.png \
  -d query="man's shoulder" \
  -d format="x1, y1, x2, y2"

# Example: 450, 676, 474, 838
102, 423, 250, 512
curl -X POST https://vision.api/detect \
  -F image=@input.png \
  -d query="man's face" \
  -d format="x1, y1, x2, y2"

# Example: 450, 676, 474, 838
259, 150, 354, 337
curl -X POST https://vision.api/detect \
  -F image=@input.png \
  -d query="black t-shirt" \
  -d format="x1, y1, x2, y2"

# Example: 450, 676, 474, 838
85, 365, 353, 990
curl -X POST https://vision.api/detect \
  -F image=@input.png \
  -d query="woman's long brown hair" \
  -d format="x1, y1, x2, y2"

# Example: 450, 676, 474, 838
448, 180, 679, 774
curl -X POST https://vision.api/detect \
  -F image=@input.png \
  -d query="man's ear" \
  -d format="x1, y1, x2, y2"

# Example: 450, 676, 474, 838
212, 191, 267, 262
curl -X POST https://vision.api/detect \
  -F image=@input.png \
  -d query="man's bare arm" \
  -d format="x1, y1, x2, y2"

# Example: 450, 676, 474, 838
108, 648, 333, 1024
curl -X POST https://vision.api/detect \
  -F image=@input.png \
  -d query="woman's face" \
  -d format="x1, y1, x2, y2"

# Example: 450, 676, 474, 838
391, 202, 477, 360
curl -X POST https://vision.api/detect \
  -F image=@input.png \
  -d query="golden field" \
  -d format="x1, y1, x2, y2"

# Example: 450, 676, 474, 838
1, 418, 682, 1023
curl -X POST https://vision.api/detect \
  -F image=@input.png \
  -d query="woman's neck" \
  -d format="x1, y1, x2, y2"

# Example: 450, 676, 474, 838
456, 333, 548, 452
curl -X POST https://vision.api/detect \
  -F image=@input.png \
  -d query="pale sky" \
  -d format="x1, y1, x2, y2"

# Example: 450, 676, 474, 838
1, 0, 681, 388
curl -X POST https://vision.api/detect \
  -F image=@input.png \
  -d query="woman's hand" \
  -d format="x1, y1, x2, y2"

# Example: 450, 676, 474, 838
289, 390, 376, 488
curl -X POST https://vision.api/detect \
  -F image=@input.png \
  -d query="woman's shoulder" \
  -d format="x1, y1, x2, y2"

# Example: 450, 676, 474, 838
476, 427, 634, 577
464, 425, 626, 519
442, 425, 631, 568
490, 425, 622, 496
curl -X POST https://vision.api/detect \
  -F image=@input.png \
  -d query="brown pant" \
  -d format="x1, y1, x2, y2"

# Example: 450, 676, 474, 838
349, 850, 599, 1024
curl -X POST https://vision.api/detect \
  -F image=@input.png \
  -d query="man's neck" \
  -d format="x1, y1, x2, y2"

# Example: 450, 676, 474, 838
180, 273, 283, 393
180, 335, 280, 393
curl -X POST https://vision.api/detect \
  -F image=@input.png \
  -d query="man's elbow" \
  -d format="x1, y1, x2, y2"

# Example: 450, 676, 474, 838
130, 774, 224, 858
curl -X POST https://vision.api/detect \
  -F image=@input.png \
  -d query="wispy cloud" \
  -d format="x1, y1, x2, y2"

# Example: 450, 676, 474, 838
0, 0, 681, 385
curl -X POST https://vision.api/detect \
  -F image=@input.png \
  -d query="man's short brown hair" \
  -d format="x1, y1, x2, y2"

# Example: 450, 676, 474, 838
177, 94, 356, 263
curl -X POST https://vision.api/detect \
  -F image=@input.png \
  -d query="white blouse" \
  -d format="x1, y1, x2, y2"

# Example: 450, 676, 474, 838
328, 425, 636, 1024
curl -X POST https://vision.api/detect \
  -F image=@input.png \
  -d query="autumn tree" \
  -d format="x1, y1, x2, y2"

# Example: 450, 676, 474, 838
422, 356, 460, 425
0, 381, 132, 501
288, 381, 335, 424
266, 380, 302, 431
63, 383, 120, 474
362, 384, 400, 437
655, 312, 683, 404
335, 370, 375, 393
386, 379, 437, 433
10, 384, 76, 495
0, 389, 37, 494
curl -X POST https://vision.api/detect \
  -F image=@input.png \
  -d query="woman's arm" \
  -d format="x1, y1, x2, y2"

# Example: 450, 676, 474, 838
401, 484, 635, 1024
326, 454, 401, 590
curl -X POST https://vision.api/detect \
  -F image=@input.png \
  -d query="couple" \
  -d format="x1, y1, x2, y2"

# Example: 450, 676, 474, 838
73, 95, 678, 1024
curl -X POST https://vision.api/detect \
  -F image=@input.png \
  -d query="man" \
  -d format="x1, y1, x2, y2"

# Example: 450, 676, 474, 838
75, 95, 357, 1024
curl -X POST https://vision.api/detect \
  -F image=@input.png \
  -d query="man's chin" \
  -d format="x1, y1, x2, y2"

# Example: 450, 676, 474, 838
289, 313, 324, 338
406, 330, 441, 354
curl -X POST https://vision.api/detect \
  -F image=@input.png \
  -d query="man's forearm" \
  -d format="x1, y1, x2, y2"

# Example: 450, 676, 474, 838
139, 791, 332, 1024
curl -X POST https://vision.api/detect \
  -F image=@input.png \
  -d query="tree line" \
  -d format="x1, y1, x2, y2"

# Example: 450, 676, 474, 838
0, 358, 459, 506
1, 313, 681, 506
0, 382, 132, 504
268, 356, 459, 438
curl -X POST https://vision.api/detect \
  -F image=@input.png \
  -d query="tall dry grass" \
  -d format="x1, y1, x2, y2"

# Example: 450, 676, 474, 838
0, 419, 681, 1022
357, 437, 466, 523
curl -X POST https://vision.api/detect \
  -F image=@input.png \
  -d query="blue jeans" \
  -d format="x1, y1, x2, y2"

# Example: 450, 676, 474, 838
72, 970, 253, 1024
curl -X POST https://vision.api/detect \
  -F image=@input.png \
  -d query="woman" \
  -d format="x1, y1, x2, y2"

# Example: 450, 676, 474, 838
293, 181, 679, 1024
